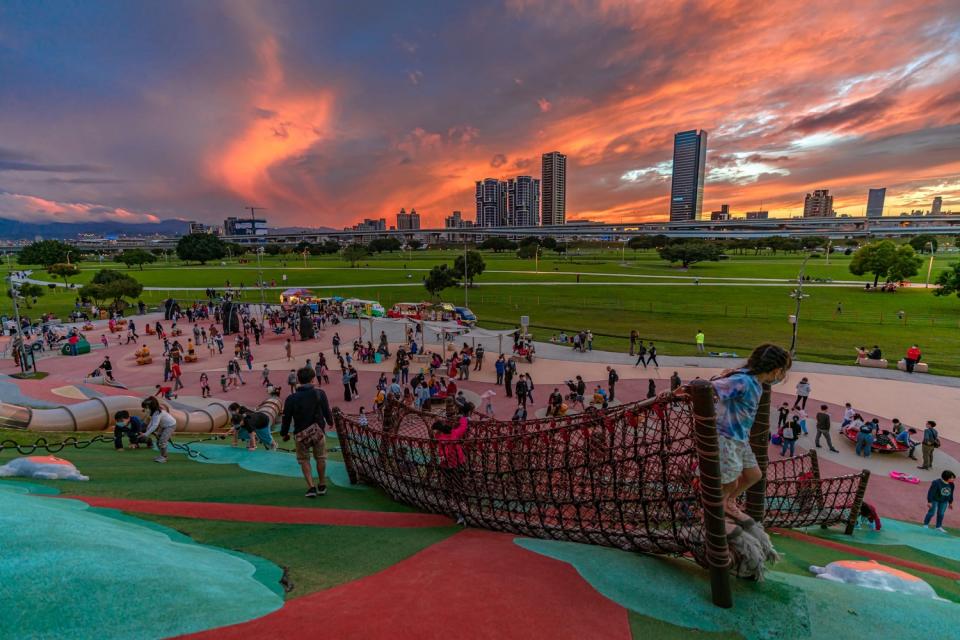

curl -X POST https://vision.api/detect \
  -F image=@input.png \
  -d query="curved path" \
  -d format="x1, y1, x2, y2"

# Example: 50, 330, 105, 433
180, 529, 630, 640
57, 495, 453, 528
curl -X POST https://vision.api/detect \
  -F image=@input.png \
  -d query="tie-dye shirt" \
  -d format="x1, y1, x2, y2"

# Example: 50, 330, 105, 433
712, 370, 762, 442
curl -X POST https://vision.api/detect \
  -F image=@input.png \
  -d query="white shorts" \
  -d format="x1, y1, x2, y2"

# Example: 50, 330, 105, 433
719, 435, 758, 485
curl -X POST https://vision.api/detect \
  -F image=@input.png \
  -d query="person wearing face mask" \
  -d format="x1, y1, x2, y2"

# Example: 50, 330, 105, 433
113, 410, 147, 450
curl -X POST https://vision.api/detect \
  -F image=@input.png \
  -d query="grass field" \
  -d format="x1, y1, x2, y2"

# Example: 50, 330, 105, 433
7, 248, 960, 375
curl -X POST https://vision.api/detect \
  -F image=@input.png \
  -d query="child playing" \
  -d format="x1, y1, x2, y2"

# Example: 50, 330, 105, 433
262, 364, 272, 387
113, 410, 146, 450
155, 384, 175, 401
141, 396, 177, 463
779, 415, 800, 457
924, 470, 955, 532
358, 406, 369, 427
711, 343, 792, 522
199, 372, 211, 398
796, 409, 808, 435
220, 373, 229, 393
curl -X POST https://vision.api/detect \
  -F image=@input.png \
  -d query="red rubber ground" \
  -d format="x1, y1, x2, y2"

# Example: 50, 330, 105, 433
63, 495, 454, 528
179, 529, 631, 640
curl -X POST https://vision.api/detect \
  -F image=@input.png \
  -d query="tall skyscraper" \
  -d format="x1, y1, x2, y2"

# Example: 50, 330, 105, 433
866, 188, 886, 218
541, 151, 566, 226
397, 208, 421, 230
669, 130, 708, 221
475, 178, 507, 227
931, 196, 943, 216
803, 189, 834, 218
507, 176, 540, 227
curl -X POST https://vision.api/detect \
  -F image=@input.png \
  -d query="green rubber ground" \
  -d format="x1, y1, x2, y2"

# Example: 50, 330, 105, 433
0, 482, 284, 640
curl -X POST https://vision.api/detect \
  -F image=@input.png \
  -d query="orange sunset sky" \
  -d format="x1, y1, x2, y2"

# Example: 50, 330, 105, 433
0, 0, 958, 228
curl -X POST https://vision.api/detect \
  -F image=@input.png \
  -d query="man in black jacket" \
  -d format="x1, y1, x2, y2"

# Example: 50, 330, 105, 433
281, 367, 334, 498
607, 366, 619, 402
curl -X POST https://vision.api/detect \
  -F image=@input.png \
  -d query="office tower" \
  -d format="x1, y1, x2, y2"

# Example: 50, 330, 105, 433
866, 188, 886, 218
475, 178, 507, 227
223, 216, 268, 236
507, 176, 540, 227
445, 211, 463, 228
803, 189, 834, 218
931, 196, 943, 216
541, 151, 566, 225
710, 204, 730, 221
669, 130, 708, 221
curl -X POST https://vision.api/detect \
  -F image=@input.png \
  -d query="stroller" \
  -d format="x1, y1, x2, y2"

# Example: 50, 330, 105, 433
564, 380, 579, 402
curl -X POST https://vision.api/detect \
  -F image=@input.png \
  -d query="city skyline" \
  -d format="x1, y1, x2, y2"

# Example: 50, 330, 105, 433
0, 1, 958, 228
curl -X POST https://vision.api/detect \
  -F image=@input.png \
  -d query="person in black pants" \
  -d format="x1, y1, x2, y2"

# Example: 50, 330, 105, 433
606, 366, 619, 402
504, 360, 514, 398
515, 376, 528, 406
634, 342, 647, 368
777, 402, 790, 430
113, 410, 146, 450
647, 342, 659, 368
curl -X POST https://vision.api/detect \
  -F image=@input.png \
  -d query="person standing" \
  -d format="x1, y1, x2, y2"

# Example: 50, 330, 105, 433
606, 366, 619, 402
780, 415, 800, 458
287, 369, 298, 395
504, 358, 515, 398
855, 417, 876, 457
815, 404, 839, 452
695, 329, 705, 353
923, 470, 955, 532
261, 364, 272, 387
281, 367, 334, 498
285, 338, 293, 361
574, 375, 586, 410
919, 421, 941, 470
793, 377, 811, 410
349, 365, 360, 399
904, 344, 922, 373
474, 345, 484, 371
495, 355, 505, 385
515, 375, 529, 407
524, 372, 535, 403
170, 360, 183, 391
629, 329, 638, 356
670, 371, 681, 391
332, 332, 341, 356
777, 402, 790, 431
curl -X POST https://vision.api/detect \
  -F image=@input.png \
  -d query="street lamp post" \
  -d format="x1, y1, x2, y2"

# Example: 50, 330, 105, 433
256, 247, 267, 321
925, 242, 935, 288
788, 255, 811, 357
463, 240, 469, 308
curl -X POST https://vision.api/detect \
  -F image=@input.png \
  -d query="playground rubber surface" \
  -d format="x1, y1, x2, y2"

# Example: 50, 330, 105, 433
59, 494, 453, 528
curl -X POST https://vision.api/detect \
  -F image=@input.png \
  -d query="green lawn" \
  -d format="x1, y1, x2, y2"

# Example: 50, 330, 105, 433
8, 248, 960, 375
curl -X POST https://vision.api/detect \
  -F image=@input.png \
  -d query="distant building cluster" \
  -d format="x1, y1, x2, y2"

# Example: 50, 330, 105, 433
444, 210, 473, 229
396, 208, 421, 231
347, 218, 386, 232
473, 151, 565, 228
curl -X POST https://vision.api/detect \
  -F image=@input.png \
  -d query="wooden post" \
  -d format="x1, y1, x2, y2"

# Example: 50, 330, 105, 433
745, 383, 771, 522
689, 380, 733, 608
844, 469, 871, 535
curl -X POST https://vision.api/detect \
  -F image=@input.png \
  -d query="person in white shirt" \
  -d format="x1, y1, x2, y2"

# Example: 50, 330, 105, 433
141, 396, 177, 463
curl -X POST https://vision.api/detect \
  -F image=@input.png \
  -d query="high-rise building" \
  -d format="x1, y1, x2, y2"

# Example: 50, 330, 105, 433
745, 210, 769, 219
710, 204, 730, 221
802, 189, 834, 218
866, 188, 886, 218
541, 151, 566, 226
396, 208, 421, 230
445, 211, 473, 228
669, 130, 708, 221
224, 216, 268, 236
932, 196, 943, 216
187, 221, 208, 234
475, 178, 507, 227
507, 176, 540, 227
346, 218, 386, 231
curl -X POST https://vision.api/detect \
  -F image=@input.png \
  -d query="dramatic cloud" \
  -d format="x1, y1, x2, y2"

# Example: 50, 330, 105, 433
0, 0, 957, 227
0, 190, 159, 224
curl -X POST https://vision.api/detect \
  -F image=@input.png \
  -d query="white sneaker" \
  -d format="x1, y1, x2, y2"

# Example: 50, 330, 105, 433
153, 456, 167, 463
936, 527, 948, 533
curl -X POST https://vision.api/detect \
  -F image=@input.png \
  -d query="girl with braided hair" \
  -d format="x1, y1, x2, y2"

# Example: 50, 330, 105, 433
712, 343, 791, 521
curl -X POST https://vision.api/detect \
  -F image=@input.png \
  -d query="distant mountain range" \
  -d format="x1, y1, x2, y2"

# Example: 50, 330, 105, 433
0, 218, 335, 240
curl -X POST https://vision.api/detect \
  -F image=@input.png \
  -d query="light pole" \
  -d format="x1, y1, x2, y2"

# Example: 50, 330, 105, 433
788, 256, 811, 357
463, 240, 469, 308
925, 242, 935, 288
256, 246, 267, 320
302, 249, 308, 269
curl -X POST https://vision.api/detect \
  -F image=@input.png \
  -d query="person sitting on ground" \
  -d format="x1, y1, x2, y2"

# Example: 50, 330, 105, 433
867, 345, 882, 360
113, 410, 146, 450
855, 346, 868, 362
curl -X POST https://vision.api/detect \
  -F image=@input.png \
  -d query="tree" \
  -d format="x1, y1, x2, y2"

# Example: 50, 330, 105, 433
480, 237, 517, 253
517, 243, 540, 259
9, 282, 44, 308
368, 237, 402, 253
342, 243, 369, 267
849, 240, 922, 286
553, 244, 567, 255
18, 240, 78, 267
264, 243, 284, 256
407, 239, 423, 250
116, 249, 157, 271
48, 262, 80, 286
934, 262, 960, 298
82, 270, 143, 311
176, 233, 226, 265
627, 236, 655, 251
518, 236, 540, 248
909, 235, 938, 254
424, 265, 458, 297
452, 251, 486, 285
657, 241, 724, 268
540, 237, 557, 251
312, 240, 341, 255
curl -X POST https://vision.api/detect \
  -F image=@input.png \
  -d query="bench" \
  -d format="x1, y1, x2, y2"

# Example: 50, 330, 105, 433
897, 360, 929, 373
856, 358, 888, 369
